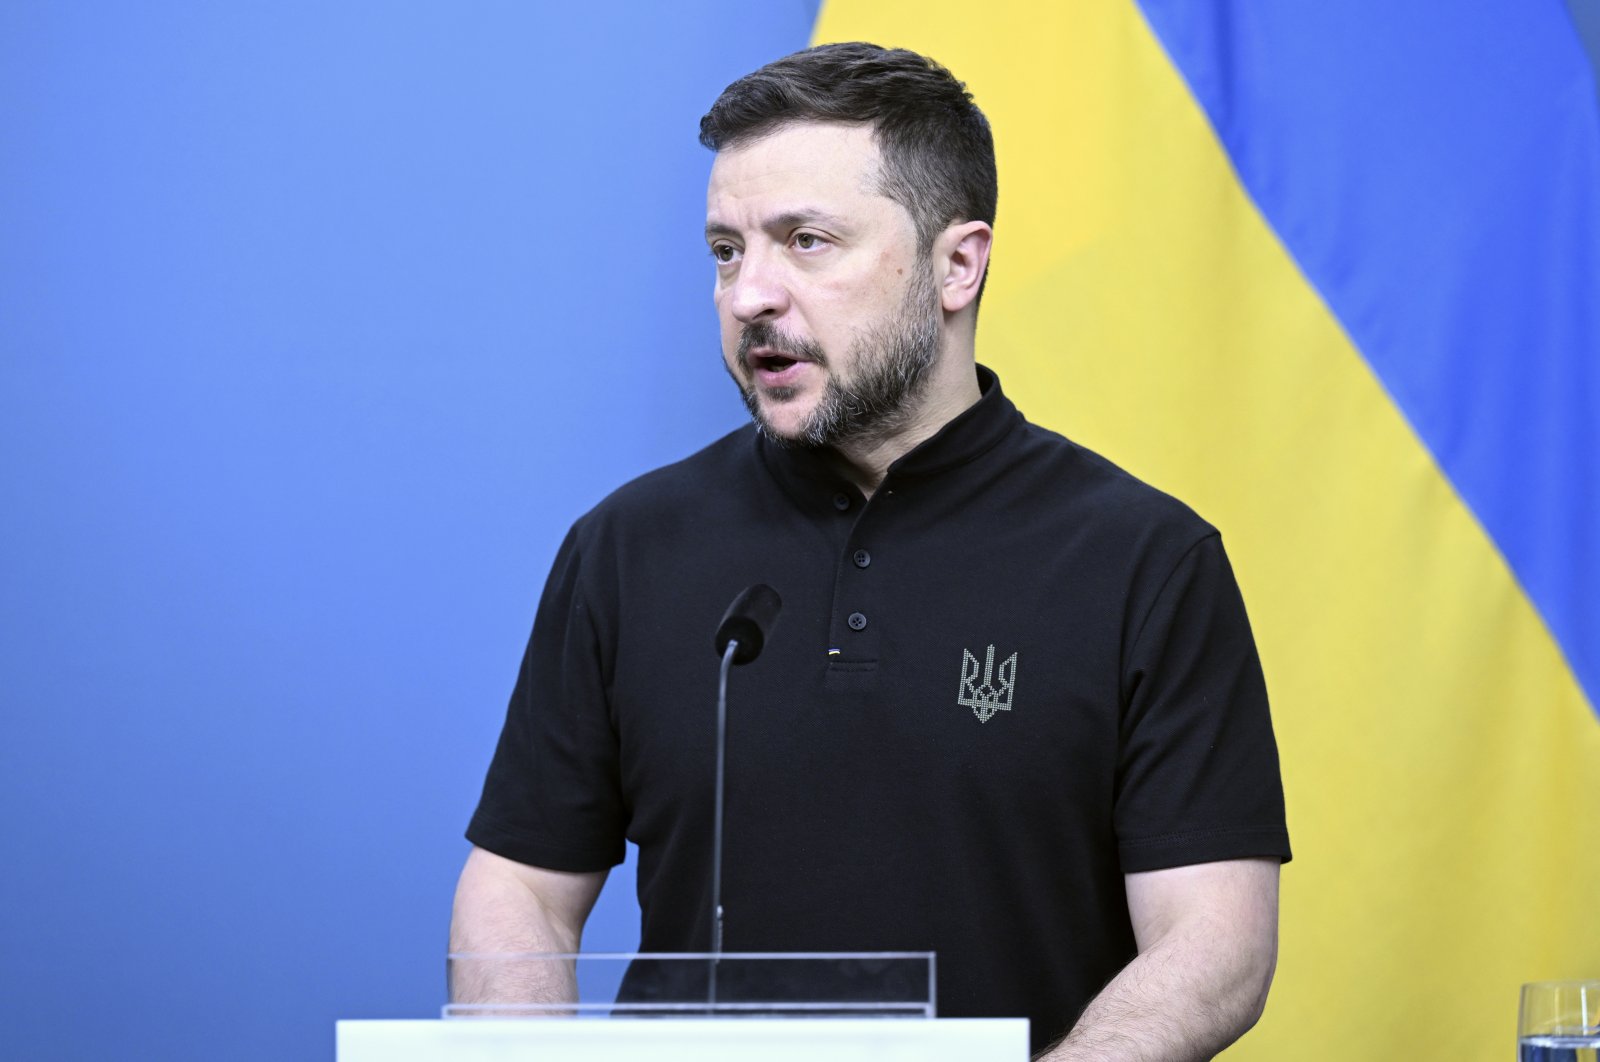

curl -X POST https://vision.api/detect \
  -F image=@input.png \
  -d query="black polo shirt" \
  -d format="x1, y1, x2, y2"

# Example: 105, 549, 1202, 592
469, 366, 1289, 1052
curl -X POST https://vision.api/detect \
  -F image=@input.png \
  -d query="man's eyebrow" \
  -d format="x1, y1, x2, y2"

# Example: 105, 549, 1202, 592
767, 208, 852, 232
704, 209, 853, 243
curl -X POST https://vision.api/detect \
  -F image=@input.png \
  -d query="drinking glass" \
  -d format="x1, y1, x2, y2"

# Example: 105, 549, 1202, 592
1519, 981, 1600, 1061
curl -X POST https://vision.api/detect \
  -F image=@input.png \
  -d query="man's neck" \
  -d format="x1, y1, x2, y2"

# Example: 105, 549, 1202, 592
827, 357, 982, 498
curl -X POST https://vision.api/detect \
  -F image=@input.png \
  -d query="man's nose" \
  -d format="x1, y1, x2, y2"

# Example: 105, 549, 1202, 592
726, 252, 790, 324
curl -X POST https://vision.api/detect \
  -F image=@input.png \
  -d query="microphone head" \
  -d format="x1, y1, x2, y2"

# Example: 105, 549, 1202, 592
713, 584, 783, 665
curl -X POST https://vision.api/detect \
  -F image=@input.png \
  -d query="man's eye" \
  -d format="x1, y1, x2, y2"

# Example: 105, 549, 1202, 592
794, 233, 820, 250
711, 243, 740, 263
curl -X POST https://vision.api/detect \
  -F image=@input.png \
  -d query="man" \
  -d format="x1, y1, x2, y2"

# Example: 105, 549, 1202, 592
452, 42, 1290, 1060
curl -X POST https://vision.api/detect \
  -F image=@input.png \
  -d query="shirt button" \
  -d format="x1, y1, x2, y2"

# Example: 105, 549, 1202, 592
832, 493, 851, 512
853, 549, 871, 569
846, 611, 868, 631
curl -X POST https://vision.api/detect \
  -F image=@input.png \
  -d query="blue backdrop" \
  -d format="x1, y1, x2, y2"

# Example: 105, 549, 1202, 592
0, 3, 818, 1057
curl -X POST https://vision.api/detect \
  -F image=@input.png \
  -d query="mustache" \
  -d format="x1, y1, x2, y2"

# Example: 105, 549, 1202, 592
737, 322, 828, 367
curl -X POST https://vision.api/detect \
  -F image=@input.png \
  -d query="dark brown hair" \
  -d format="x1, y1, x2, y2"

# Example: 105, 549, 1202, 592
699, 42, 998, 256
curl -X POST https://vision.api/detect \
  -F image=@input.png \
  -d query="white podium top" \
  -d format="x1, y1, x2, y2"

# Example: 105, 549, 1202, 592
336, 1018, 1029, 1061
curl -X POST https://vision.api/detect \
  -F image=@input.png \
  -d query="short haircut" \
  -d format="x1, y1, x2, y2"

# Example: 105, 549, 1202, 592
699, 42, 998, 256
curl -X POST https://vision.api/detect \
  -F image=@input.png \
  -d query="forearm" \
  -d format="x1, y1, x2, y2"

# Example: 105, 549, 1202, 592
448, 847, 604, 1007
1039, 859, 1280, 1062
1038, 930, 1272, 1061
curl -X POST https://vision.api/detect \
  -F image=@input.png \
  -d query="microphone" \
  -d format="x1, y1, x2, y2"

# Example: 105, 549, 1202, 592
709, 584, 782, 1009
713, 584, 783, 664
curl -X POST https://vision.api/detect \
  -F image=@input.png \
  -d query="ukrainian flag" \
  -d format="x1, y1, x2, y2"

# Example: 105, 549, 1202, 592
812, 1, 1600, 1057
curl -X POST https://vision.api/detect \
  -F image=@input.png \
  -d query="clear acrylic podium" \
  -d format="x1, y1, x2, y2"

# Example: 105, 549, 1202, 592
335, 952, 1029, 1060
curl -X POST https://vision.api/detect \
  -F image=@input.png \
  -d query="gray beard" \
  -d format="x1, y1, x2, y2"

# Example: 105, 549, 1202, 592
732, 268, 941, 451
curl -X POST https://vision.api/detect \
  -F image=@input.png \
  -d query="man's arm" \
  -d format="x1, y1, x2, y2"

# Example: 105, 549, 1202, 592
1041, 857, 1280, 1062
448, 845, 609, 1006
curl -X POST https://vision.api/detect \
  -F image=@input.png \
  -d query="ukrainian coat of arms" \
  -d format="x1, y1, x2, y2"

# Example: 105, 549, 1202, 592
957, 644, 1018, 723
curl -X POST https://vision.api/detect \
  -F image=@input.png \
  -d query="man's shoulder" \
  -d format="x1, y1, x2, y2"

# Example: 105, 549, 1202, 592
573, 423, 759, 537
1009, 417, 1218, 547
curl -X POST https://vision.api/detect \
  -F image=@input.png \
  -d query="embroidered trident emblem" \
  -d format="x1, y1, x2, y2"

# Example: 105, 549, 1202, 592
957, 644, 1018, 723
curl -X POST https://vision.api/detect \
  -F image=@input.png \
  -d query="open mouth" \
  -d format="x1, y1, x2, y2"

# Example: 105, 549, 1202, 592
752, 352, 799, 372
747, 348, 814, 384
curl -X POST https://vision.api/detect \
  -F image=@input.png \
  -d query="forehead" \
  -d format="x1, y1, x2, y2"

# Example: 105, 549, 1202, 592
706, 121, 891, 226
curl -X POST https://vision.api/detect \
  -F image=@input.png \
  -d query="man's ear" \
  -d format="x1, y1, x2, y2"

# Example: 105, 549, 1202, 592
934, 220, 993, 314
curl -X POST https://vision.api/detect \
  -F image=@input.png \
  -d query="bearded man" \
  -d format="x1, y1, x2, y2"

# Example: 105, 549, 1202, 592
451, 42, 1290, 1060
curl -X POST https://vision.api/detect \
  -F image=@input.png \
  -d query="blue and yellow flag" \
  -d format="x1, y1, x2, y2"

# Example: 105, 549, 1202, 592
814, 1, 1600, 1057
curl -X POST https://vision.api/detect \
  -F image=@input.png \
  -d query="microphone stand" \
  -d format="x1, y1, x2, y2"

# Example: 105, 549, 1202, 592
706, 583, 780, 1015
709, 638, 738, 1011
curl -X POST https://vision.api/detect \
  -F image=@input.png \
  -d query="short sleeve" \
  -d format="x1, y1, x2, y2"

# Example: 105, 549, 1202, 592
466, 522, 627, 871
1113, 534, 1291, 873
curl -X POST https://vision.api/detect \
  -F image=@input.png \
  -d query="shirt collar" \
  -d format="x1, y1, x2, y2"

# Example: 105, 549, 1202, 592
756, 364, 1023, 503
